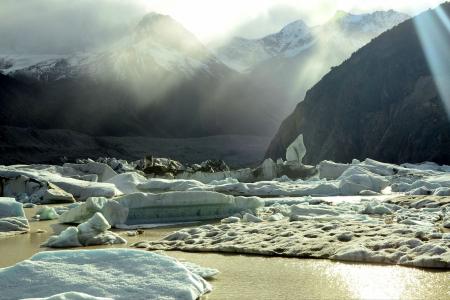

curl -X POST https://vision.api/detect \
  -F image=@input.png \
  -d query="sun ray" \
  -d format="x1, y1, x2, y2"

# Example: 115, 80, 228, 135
413, 4, 450, 118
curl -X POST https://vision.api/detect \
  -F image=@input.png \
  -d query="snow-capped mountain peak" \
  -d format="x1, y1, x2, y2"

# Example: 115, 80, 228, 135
215, 9, 409, 72
328, 10, 410, 32
278, 19, 310, 37
1, 12, 225, 81
262, 20, 313, 56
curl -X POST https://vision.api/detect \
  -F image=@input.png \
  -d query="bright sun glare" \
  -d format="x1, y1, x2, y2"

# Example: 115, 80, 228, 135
414, 5, 450, 118
143, 0, 445, 42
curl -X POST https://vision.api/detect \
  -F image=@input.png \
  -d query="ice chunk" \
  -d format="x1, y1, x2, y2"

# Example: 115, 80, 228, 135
242, 213, 263, 223
0, 197, 29, 233
34, 206, 59, 220
361, 202, 393, 215
221, 216, 240, 224
260, 158, 278, 180
0, 249, 212, 299
318, 161, 350, 180
267, 213, 284, 221
138, 178, 206, 192
42, 212, 125, 248
338, 167, 389, 195
433, 187, 450, 196
286, 134, 306, 163
106, 172, 147, 194
42, 227, 83, 248
0, 165, 121, 201
116, 192, 264, 225
63, 162, 118, 182
59, 197, 128, 226
59, 192, 263, 226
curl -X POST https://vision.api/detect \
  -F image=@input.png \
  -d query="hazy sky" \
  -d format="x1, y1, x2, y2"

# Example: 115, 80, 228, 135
0, 0, 445, 54
144, 0, 445, 41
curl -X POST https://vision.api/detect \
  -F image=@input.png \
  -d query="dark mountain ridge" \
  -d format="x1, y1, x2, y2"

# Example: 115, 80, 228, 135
266, 3, 450, 165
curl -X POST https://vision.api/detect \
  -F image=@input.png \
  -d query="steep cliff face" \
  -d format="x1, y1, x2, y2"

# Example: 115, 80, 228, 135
266, 3, 450, 165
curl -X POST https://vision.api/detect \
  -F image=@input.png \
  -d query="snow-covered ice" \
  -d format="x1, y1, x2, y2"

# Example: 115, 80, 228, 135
58, 191, 263, 226
0, 197, 29, 235
135, 196, 450, 269
0, 165, 121, 201
0, 249, 214, 300
43, 212, 126, 248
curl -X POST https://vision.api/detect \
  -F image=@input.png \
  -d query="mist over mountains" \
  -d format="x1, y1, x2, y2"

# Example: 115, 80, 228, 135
0, 9, 408, 141
266, 2, 450, 165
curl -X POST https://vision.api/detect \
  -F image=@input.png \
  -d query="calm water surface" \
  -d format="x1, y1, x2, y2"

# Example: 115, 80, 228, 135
0, 207, 449, 300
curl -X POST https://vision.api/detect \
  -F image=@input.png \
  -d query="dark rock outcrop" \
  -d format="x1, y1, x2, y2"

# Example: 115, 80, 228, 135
266, 3, 450, 165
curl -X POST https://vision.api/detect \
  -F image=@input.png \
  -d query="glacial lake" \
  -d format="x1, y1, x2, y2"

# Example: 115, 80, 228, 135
0, 207, 449, 300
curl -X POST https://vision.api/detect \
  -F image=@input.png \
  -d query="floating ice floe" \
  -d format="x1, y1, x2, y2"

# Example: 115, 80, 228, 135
135, 197, 450, 269
1, 173, 75, 204
0, 249, 215, 299
135, 168, 386, 197
43, 212, 126, 248
33, 206, 59, 220
138, 219, 450, 269
0, 165, 121, 201
0, 197, 29, 236
58, 191, 264, 226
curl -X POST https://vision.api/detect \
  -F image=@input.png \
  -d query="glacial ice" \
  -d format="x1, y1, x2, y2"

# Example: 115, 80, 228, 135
115, 191, 264, 224
43, 212, 126, 248
0, 249, 213, 299
285, 134, 306, 163
105, 172, 147, 194
0, 197, 29, 234
58, 197, 129, 226
62, 162, 118, 182
0, 165, 121, 201
34, 206, 59, 220
136, 196, 450, 269
58, 191, 264, 226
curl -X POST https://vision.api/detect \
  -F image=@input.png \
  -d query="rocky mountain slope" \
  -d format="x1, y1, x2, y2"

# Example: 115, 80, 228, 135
0, 13, 270, 138
266, 3, 450, 165
215, 10, 410, 121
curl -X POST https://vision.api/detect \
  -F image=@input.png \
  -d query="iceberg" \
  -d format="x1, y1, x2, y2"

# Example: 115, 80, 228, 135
0, 165, 121, 201
338, 166, 389, 195
0, 249, 213, 299
286, 134, 306, 163
34, 206, 59, 220
59, 191, 264, 226
0, 197, 29, 234
116, 191, 264, 225
43, 212, 126, 248
58, 197, 129, 225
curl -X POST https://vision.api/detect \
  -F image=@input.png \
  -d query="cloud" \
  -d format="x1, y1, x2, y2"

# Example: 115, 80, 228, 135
0, 0, 147, 54
0, 0, 445, 53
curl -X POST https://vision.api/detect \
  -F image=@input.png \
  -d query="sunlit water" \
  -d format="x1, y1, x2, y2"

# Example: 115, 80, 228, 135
0, 207, 449, 300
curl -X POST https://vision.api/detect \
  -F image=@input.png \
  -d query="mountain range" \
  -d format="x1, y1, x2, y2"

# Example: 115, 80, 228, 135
0, 10, 409, 140
266, 2, 450, 165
